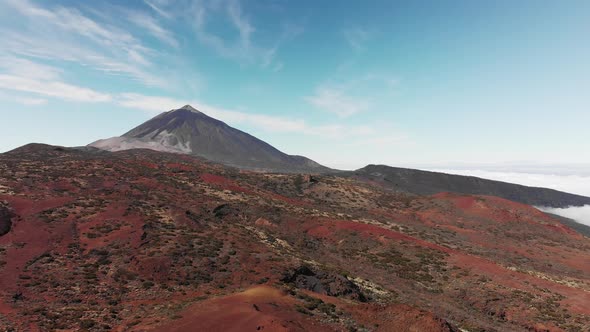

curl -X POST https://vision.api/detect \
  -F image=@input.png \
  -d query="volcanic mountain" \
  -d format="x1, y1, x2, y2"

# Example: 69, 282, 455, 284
90, 105, 328, 173
89, 105, 590, 209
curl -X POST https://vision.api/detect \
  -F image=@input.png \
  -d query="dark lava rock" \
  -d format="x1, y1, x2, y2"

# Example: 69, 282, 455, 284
0, 203, 14, 236
303, 174, 318, 184
282, 265, 367, 302
212, 204, 239, 219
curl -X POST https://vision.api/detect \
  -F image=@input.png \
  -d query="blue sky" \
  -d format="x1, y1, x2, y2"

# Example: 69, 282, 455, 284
1, 0, 589, 170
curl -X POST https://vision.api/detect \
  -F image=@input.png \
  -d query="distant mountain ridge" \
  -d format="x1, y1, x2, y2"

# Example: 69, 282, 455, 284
83, 104, 590, 209
353, 164, 590, 208
90, 105, 329, 173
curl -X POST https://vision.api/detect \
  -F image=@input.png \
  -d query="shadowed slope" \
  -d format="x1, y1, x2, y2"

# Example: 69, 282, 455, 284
354, 164, 590, 208
90, 105, 329, 173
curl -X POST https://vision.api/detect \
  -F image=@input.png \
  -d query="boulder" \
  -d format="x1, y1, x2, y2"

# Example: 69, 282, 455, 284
0, 202, 14, 236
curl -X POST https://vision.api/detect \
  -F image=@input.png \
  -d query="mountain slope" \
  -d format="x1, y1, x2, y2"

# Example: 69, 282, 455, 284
545, 213, 590, 237
90, 105, 329, 173
0, 144, 589, 331
353, 164, 590, 208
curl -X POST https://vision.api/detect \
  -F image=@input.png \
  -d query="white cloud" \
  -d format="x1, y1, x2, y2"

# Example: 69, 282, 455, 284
40, 8, 166, 83
428, 169, 590, 197
144, 0, 173, 19
343, 27, 373, 51
272, 62, 284, 72
0, 56, 61, 81
0, 90, 48, 106
186, 0, 299, 68
352, 134, 410, 146
190, 0, 262, 65
116, 93, 406, 144
14, 97, 48, 105
0, 0, 166, 87
227, 0, 255, 45
117, 93, 183, 113
305, 73, 400, 117
0, 0, 297, 92
425, 169, 590, 227
305, 87, 370, 117
6, 0, 138, 50
0, 55, 112, 103
384, 167, 590, 226
126, 11, 178, 47
117, 93, 306, 132
0, 55, 61, 80
0, 75, 112, 103
537, 205, 590, 227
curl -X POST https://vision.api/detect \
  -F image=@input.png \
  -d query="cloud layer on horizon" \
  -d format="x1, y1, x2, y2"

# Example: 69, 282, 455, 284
537, 205, 590, 227
429, 168, 590, 197
428, 168, 590, 227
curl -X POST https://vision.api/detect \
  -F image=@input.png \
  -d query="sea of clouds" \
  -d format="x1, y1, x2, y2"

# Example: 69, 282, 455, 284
428, 168, 590, 227
535, 205, 590, 227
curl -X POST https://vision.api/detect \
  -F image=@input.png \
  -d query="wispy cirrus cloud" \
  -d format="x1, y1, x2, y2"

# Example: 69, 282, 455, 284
0, 56, 61, 81
117, 93, 306, 132
117, 93, 185, 113
6, 0, 139, 50
1, 0, 299, 95
0, 0, 166, 87
343, 27, 374, 51
0, 55, 111, 103
144, 0, 173, 19
190, 0, 262, 65
305, 74, 399, 117
185, 0, 301, 68
116, 93, 406, 144
0, 90, 48, 106
0, 75, 112, 103
126, 11, 178, 48
305, 87, 370, 117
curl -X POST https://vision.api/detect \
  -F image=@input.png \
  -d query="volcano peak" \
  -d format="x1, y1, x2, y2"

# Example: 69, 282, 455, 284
89, 105, 328, 172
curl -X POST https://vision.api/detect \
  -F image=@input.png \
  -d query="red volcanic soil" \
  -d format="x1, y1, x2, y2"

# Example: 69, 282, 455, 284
433, 192, 578, 232
307, 217, 590, 317
255, 217, 276, 228
267, 192, 309, 206
0, 196, 75, 291
346, 303, 459, 332
307, 219, 451, 253
0, 146, 588, 331
152, 286, 459, 332
200, 172, 308, 206
152, 286, 334, 332
201, 173, 251, 193
433, 192, 478, 209
165, 163, 194, 172
77, 204, 144, 252
332, 220, 452, 253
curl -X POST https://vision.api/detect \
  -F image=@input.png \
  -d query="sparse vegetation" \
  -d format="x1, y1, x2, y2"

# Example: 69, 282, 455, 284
0, 144, 587, 332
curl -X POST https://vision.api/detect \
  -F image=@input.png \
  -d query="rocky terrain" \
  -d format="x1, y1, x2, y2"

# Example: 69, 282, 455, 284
90, 106, 590, 209
90, 106, 328, 173
0, 144, 589, 331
